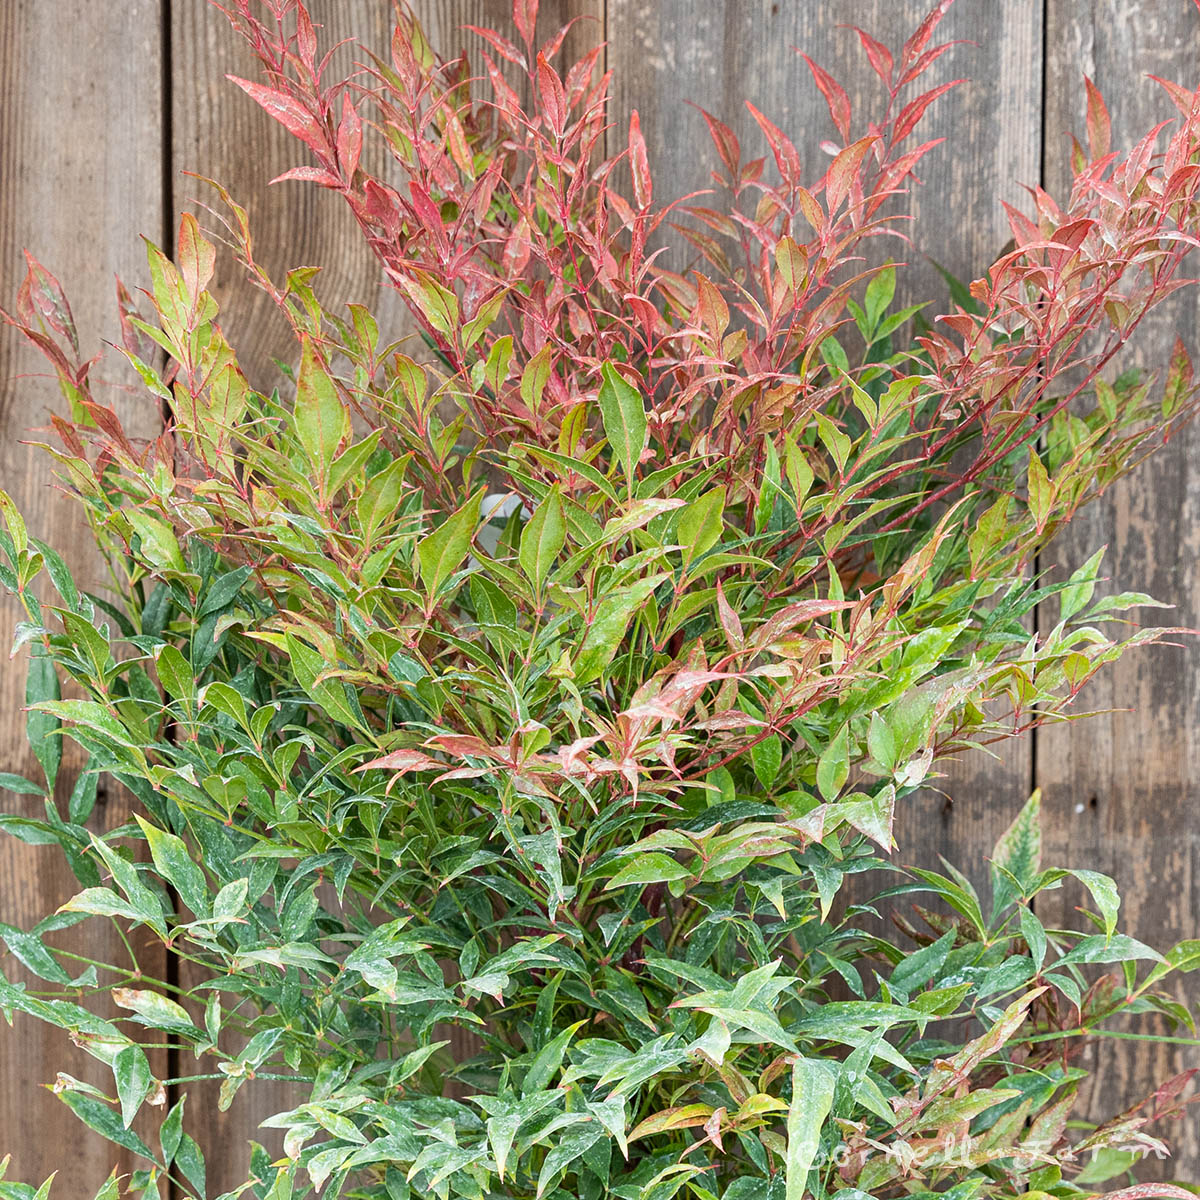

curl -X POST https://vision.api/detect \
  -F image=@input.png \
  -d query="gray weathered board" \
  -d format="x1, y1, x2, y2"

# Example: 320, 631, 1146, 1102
0, 1, 1194, 1192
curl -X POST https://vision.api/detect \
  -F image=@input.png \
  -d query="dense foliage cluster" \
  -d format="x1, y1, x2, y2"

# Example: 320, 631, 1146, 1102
2, 2, 1200, 1198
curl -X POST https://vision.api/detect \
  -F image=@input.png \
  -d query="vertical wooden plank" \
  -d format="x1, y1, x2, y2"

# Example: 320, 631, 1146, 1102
167, 3, 600, 1189
606, 0, 1042, 896
1040, 1, 1200, 1177
0, 0, 167, 1191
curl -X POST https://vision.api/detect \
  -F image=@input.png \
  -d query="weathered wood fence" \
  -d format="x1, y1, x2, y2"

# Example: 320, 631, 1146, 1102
1, 0, 1197, 1191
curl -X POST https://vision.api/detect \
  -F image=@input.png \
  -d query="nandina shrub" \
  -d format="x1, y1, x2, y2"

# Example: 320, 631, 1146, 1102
3, 2, 1200, 1198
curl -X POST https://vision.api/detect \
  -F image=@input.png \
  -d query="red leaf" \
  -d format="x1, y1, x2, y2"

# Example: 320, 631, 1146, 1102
565, 44, 605, 108
745, 101, 801, 185
1149, 74, 1198, 118
693, 104, 741, 180
462, 25, 526, 69
336, 93, 362, 178
503, 217, 532, 275
853, 27, 893, 83
512, 0, 539, 46
899, 40, 956, 87
536, 52, 567, 135
801, 54, 851, 142
893, 80, 961, 143
481, 50, 521, 120
901, 0, 955, 69
227, 76, 326, 153
295, 4, 317, 71
628, 110, 652, 209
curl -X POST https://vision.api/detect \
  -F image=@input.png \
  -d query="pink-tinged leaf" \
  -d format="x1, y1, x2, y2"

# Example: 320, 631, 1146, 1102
336, 93, 362, 178
536, 52, 567, 135
853, 27, 893, 83
801, 55, 851, 142
1163, 337, 1194, 419
227, 76, 326, 152
628, 110, 652, 209
462, 25, 526, 69
716, 580, 744, 651
1101, 1187, 1196, 1200
177, 212, 215, 305
482, 49, 522, 119
295, 5, 317, 70
754, 599, 854, 648
19, 253, 78, 357
270, 166, 343, 187
503, 217, 532, 275
116, 278, 154, 362
872, 139, 942, 212
565, 43, 604, 107
443, 106, 475, 178
512, 0, 539, 46
693, 104, 741, 179
893, 80, 961, 142
899, 40, 956, 87
825, 134, 878, 213
1083, 76, 1111, 160
1148, 74, 1198, 118
355, 749, 441, 773
901, 0, 954, 69
745, 101, 801, 184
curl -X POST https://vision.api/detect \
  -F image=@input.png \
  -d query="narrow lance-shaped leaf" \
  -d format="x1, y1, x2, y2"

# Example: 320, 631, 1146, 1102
597, 362, 647, 493
295, 335, 350, 498
417, 490, 482, 607
786, 1057, 836, 1200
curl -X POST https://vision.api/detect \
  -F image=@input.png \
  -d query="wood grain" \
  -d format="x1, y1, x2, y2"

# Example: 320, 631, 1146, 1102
0, 0, 168, 1190
607, 0, 1042, 908
1039, 0, 1200, 1175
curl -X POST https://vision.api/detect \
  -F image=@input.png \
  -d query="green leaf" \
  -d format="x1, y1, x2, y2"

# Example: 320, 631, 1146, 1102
816, 724, 850, 801
112, 987, 202, 1036
605, 852, 691, 890
518, 486, 565, 596
127, 511, 185, 572
417, 491, 482, 604
1027, 448, 1053, 531
25, 646, 60, 795
523, 1020, 584, 1097
785, 1057, 836, 1200
160, 1096, 185, 1166
990, 790, 1042, 914
58, 1090, 155, 1161
136, 816, 208, 917
0, 922, 71, 985
113, 1043, 154, 1128
597, 362, 647, 492
676, 488, 725, 568
295, 335, 350, 493
1059, 547, 1105, 623
751, 734, 782, 789
573, 573, 666, 685
1069, 868, 1120, 940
